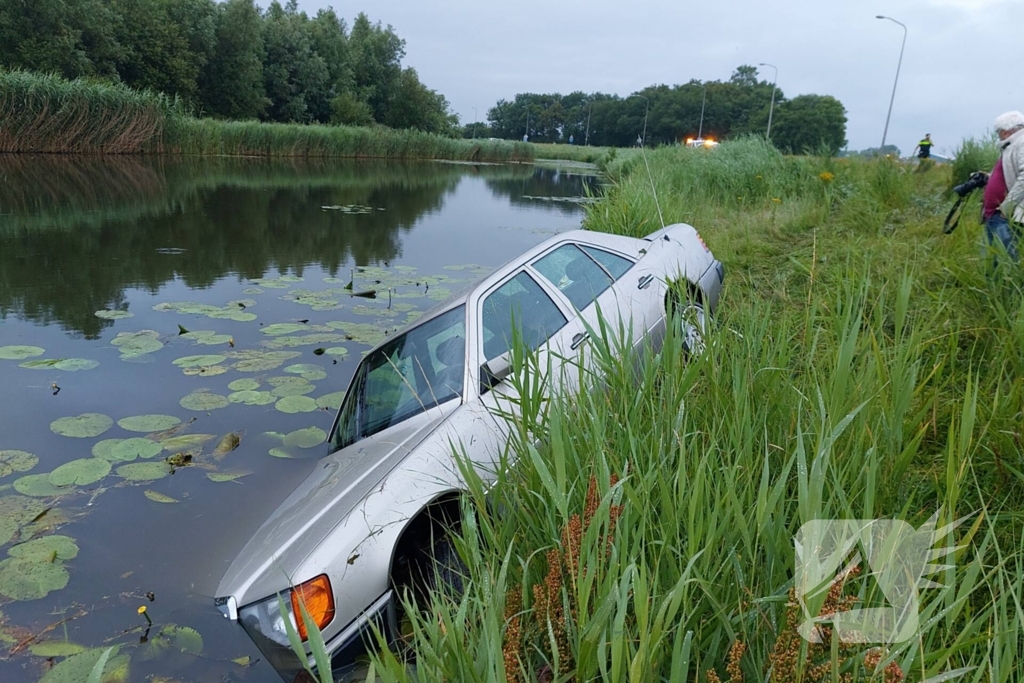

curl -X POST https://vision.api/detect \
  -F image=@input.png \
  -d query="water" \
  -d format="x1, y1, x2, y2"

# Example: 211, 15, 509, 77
0, 155, 597, 682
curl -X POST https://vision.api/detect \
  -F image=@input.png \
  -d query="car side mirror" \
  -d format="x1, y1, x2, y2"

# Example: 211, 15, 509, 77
480, 352, 512, 391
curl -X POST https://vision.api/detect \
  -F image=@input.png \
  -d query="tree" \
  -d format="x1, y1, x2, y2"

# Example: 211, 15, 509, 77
0, 0, 123, 78
769, 94, 848, 155
261, 0, 329, 123
307, 8, 352, 123
199, 0, 267, 119
384, 67, 457, 135
349, 13, 403, 122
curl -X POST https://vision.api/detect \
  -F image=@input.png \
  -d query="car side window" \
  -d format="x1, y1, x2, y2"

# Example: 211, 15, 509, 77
532, 244, 614, 311
481, 271, 567, 361
581, 245, 634, 280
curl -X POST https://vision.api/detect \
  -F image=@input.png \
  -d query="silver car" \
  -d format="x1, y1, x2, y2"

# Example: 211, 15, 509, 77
215, 224, 724, 680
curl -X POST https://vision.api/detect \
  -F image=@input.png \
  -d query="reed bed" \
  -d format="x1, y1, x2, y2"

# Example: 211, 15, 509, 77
365, 139, 1024, 682
0, 70, 532, 162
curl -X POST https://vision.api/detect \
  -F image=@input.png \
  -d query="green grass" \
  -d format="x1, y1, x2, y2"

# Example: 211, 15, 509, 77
0, 69, 532, 161
362, 138, 1024, 682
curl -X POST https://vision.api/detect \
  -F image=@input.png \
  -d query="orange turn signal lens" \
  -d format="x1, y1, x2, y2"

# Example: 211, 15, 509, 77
291, 574, 335, 641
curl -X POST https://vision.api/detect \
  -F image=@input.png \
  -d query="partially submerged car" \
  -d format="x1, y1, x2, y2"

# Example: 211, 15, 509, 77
215, 225, 724, 680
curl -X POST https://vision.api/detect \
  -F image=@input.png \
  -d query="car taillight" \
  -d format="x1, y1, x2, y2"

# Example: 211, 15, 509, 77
291, 574, 335, 640
696, 232, 710, 252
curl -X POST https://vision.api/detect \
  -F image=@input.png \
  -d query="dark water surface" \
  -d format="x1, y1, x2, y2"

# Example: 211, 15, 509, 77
0, 155, 596, 682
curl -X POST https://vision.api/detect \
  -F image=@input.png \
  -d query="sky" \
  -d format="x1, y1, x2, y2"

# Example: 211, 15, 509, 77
294, 0, 1018, 155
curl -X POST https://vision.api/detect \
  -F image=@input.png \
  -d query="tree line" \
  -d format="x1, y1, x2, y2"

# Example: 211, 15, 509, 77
474, 66, 848, 155
0, 0, 458, 134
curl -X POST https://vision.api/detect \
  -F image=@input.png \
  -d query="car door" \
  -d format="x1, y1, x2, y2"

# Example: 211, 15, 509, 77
458, 268, 585, 470
529, 241, 646, 362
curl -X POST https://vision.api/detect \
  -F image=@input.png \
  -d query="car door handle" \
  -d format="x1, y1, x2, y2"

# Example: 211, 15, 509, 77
637, 274, 654, 290
571, 332, 589, 350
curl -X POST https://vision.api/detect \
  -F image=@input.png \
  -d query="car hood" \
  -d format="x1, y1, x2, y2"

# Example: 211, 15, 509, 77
216, 401, 460, 607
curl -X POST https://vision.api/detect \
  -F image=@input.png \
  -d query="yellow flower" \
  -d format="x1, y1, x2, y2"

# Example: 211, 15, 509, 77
138, 606, 147, 615
819, 171, 835, 183
772, 197, 782, 204
755, 175, 763, 180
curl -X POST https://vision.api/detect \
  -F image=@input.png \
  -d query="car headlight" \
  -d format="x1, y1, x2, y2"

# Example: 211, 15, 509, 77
238, 574, 336, 646
239, 592, 297, 647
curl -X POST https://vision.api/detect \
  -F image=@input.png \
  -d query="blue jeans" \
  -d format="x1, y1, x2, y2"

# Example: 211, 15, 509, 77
984, 212, 1019, 272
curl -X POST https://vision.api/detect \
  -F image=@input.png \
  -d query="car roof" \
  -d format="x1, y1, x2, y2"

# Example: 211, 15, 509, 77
358, 229, 611, 356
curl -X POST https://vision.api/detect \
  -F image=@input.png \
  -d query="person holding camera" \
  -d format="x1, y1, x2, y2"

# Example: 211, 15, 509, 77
977, 111, 1024, 265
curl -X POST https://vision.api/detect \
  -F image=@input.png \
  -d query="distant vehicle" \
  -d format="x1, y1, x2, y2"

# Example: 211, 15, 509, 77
685, 137, 719, 149
215, 226, 724, 681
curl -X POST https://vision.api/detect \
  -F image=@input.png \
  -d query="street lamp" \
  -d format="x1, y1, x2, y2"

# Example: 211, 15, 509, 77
876, 15, 907, 152
759, 63, 778, 140
633, 94, 650, 146
472, 107, 477, 138
696, 82, 707, 140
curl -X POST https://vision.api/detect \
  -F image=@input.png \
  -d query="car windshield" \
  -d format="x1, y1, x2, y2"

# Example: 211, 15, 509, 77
331, 305, 466, 451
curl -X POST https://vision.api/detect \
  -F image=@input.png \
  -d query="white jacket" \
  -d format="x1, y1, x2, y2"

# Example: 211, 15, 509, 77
1000, 128, 1024, 222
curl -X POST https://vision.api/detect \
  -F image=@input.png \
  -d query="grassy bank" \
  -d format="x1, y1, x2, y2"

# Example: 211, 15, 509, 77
0, 70, 531, 161
368, 139, 1024, 681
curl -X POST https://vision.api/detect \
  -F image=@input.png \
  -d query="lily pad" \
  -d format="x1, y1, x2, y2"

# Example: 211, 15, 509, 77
227, 390, 276, 406
228, 378, 260, 391
261, 323, 310, 336
143, 490, 178, 504
325, 321, 387, 346
0, 495, 47, 526
0, 557, 69, 600
19, 358, 99, 372
138, 624, 203, 661
159, 434, 216, 453
108, 438, 162, 462
212, 432, 241, 456
112, 330, 164, 358
275, 396, 317, 413
207, 472, 250, 483
271, 381, 315, 398
264, 333, 346, 349
179, 391, 229, 411
182, 365, 228, 377
227, 350, 301, 372
0, 518, 17, 546
49, 458, 111, 487
283, 427, 327, 449
118, 415, 181, 433
0, 450, 39, 478
268, 448, 293, 459
29, 641, 87, 657
92, 439, 124, 460
284, 363, 325, 375
38, 646, 127, 683
208, 309, 256, 322
116, 462, 169, 482
315, 392, 346, 410
8, 535, 79, 561
95, 310, 133, 320
323, 347, 349, 357
50, 413, 113, 438
173, 355, 226, 369
13, 474, 67, 497
181, 331, 233, 345
242, 287, 264, 295
0, 346, 44, 360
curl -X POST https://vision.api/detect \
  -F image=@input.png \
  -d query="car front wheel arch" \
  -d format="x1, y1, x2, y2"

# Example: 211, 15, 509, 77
665, 280, 710, 356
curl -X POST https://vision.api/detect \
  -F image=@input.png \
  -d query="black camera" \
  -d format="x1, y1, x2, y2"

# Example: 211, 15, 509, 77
952, 171, 988, 198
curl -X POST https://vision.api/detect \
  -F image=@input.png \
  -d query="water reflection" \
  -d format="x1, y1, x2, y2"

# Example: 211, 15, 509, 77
0, 157, 574, 339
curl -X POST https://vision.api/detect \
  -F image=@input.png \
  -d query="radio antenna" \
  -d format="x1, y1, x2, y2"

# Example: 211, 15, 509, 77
640, 141, 665, 229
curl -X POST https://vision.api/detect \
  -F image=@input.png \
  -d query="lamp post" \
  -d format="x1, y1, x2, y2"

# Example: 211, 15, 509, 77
585, 100, 592, 146
472, 107, 477, 138
634, 94, 649, 146
696, 83, 708, 140
876, 15, 907, 152
759, 63, 778, 140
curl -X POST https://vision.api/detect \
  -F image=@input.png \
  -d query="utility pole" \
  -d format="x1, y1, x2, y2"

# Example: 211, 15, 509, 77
697, 83, 707, 140
585, 101, 592, 146
472, 107, 477, 138
759, 63, 778, 140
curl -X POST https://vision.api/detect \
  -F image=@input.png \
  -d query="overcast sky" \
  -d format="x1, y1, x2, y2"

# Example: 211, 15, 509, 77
296, 0, 1017, 155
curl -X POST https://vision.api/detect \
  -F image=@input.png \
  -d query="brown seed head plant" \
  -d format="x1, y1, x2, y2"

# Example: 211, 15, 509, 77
502, 473, 622, 682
